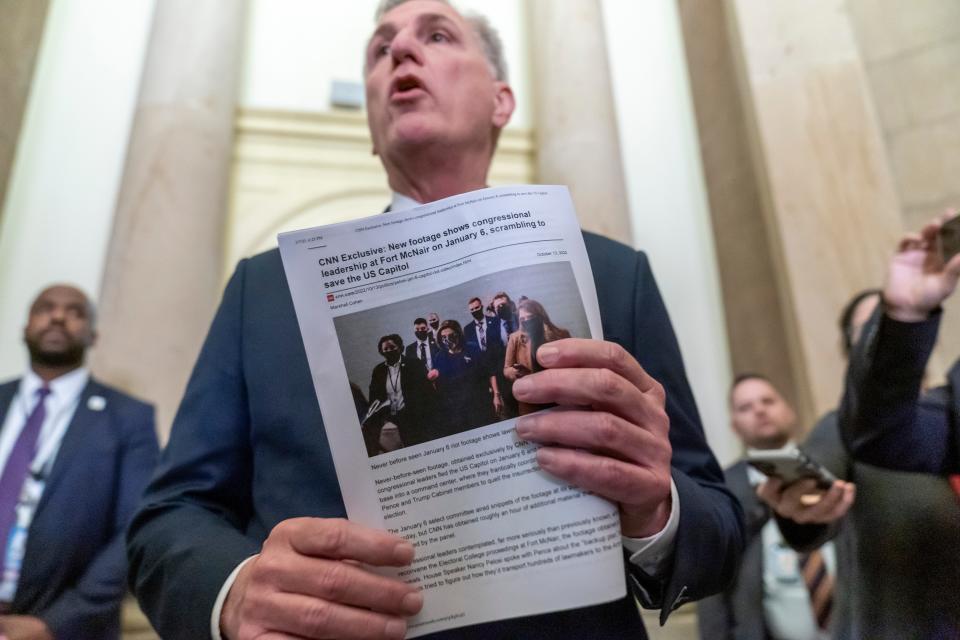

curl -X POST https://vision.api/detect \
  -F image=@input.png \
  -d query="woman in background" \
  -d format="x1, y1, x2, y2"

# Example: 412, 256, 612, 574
503, 299, 571, 415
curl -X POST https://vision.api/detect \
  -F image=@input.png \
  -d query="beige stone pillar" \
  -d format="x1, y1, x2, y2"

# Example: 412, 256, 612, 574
0, 0, 50, 219
93, 0, 247, 440
721, 0, 904, 420
527, 0, 633, 246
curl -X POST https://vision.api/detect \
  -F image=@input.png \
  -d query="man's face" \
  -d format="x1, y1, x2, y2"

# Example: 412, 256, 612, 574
427, 312, 440, 329
493, 295, 508, 312
730, 378, 796, 450
364, 0, 513, 159
468, 299, 483, 319
414, 321, 429, 340
24, 286, 96, 368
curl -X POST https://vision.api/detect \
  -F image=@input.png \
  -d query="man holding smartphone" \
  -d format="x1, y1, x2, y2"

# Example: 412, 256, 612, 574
698, 375, 853, 640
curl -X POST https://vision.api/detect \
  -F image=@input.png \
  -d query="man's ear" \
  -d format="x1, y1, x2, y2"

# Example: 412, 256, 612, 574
491, 82, 515, 130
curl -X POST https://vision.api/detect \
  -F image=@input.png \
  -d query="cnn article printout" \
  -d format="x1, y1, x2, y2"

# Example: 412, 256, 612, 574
278, 186, 625, 637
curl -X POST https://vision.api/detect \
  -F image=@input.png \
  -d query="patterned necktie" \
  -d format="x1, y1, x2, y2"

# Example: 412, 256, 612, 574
0, 386, 50, 572
478, 322, 486, 351
419, 342, 426, 362
799, 548, 833, 631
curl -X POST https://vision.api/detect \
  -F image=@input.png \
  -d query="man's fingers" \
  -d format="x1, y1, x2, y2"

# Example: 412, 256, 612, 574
251, 555, 421, 616
513, 367, 663, 430
275, 519, 414, 566
534, 338, 662, 398
755, 477, 784, 507
516, 410, 665, 466
535, 446, 669, 506
244, 591, 409, 640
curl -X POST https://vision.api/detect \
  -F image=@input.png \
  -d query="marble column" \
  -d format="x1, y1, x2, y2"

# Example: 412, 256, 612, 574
719, 0, 905, 420
0, 0, 50, 221
527, 0, 633, 246
93, 0, 248, 440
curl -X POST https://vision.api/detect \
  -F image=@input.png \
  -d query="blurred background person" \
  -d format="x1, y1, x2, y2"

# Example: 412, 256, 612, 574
430, 319, 501, 434
503, 299, 571, 416
698, 374, 852, 640
0, 285, 158, 640
759, 286, 960, 638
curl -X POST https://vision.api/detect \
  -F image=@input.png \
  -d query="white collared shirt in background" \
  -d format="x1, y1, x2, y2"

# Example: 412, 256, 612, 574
747, 465, 834, 640
0, 367, 89, 478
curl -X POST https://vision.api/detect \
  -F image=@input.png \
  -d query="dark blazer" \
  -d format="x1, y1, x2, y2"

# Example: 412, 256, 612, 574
840, 307, 960, 474
368, 355, 433, 446
404, 339, 440, 366
0, 377, 158, 640
127, 233, 744, 639
463, 315, 503, 354
696, 462, 769, 640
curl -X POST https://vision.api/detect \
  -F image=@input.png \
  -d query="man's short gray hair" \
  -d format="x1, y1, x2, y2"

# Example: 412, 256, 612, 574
373, 0, 508, 82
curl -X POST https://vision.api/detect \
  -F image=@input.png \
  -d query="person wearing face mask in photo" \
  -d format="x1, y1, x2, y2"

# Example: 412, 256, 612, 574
503, 299, 572, 416
367, 334, 434, 449
428, 320, 501, 435
404, 317, 439, 371
426, 312, 441, 343
464, 296, 502, 355
490, 292, 519, 418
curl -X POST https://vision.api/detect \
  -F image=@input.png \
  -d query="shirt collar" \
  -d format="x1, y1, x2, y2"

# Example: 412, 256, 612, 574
22, 367, 90, 406
390, 192, 421, 213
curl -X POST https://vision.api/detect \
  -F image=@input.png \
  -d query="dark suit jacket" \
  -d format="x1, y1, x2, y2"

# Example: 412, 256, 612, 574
368, 355, 433, 446
840, 307, 960, 474
463, 316, 503, 355
697, 461, 769, 640
404, 339, 439, 366
127, 232, 744, 639
0, 377, 158, 640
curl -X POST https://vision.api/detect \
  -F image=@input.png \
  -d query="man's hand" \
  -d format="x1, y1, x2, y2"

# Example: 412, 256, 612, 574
757, 478, 856, 525
512, 339, 672, 538
885, 209, 960, 322
220, 518, 423, 640
0, 616, 52, 640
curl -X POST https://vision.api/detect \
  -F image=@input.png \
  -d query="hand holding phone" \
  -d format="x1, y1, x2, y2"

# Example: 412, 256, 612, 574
746, 446, 836, 490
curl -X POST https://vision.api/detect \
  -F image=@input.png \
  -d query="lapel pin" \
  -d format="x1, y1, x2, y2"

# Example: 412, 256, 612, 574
87, 396, 107, 411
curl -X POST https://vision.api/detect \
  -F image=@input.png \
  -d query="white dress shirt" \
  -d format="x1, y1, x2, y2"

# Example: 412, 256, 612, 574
0, 368, 89, 480
414, 338, 433, 370
747, 466, 834, 640
209, 192, 682, 638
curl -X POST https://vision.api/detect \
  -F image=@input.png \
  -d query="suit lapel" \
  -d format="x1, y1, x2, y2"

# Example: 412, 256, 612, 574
34, 380, 109, 517
0, 382, 18, 429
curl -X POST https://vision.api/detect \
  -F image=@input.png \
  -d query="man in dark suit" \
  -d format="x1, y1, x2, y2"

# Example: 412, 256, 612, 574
463, 297, 501, 355
403, 317, 439, 371
368, 334, 434, 448
0, 285, 158, 640
127, 1, 743, 638
698, 375, 852, 640
840, 211, 960, 479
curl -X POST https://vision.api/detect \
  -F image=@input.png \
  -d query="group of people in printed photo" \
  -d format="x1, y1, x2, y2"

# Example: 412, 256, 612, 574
351, 292, 573, 457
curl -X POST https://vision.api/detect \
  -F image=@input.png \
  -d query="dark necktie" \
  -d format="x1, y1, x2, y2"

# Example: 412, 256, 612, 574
419, 342, 426, 362
0, 386, 50, 572
799, 548, 833, 631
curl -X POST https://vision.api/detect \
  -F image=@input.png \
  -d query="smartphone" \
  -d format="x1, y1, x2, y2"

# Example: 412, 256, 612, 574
940, 215, 960, 263
746, 446, 836, 490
